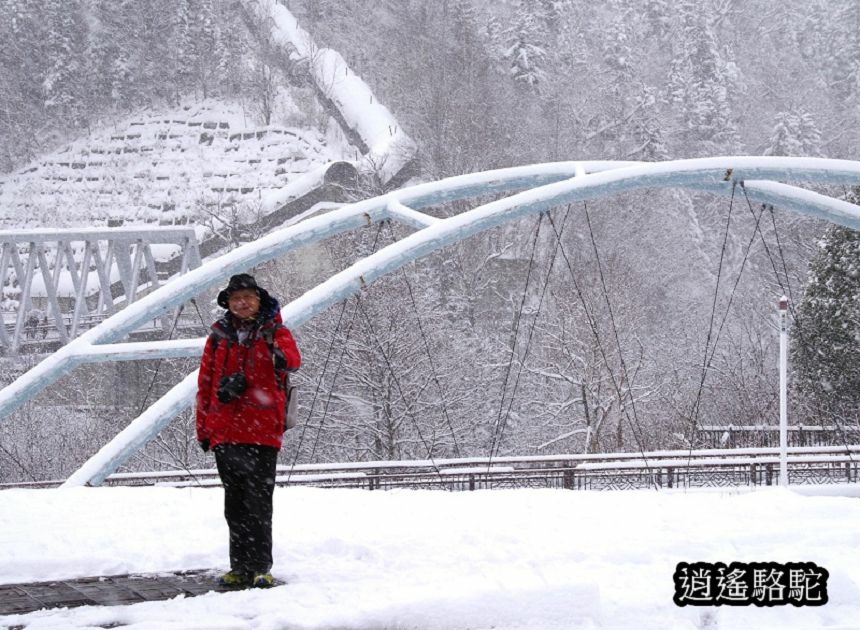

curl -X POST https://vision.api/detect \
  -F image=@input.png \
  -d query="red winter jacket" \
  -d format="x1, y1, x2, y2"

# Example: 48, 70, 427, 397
196, 310, 301, 451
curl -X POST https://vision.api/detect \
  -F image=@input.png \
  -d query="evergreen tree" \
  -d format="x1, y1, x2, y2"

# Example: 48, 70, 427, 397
764, 109, 822, 156
667, 2, 740, 153
42, 0, 89, 127
644, 0, 671, 40
385, 0, 523, 178
601, 0, 634, 79
0, 0, 49, 165
485, 13, 504, 54
1, 0, 48, 105
504, 1, 548, 91
176, 0, 223, 99
792, 221, 860, 421
139, 0, 181, 104
451, 0, 478, 47
89, 0, 142, 109
216, 4, 249, 97
302, 0, 332, 25
537, 0, 568, 40
826, 0, 860, 106
786, 0, 828, 63
629, 88, 669, 161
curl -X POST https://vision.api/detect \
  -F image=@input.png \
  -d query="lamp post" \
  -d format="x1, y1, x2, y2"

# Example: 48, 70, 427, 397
778, 296, 789, 486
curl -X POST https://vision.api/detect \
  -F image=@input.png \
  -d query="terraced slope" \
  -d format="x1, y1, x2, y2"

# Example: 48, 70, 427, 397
0, 99, 356, 231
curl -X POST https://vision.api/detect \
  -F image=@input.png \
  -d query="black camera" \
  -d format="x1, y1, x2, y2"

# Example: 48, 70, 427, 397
217, 372, 248, 403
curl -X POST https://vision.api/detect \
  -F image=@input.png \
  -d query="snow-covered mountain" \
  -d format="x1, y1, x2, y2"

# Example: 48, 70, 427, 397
0, 0, 417, 244
0, 97, 356, 232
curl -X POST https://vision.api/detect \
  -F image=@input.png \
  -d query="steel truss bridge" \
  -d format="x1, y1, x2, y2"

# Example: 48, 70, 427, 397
0, 226, 201, 354
0, 157, 859, 488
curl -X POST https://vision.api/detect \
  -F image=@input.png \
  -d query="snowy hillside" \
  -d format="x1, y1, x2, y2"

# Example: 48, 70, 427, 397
0, 1, 417, 238
0, 98, 356, 231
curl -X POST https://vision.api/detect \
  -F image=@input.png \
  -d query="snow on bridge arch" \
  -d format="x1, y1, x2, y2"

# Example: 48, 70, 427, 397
0, 157, 858, 486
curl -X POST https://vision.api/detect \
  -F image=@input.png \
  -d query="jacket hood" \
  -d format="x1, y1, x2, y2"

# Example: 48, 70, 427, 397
213, 296, 282, 339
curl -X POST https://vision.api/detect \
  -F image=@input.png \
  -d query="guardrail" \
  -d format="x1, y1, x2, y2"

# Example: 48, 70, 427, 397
5, 445, 859, 491
697, 425, 860, 448
3, 313, 208, 355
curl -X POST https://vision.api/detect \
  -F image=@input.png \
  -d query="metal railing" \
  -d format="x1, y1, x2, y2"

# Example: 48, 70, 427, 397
4, 311, 207, 351
6, 445, 858, 492
697, 425, 860, 448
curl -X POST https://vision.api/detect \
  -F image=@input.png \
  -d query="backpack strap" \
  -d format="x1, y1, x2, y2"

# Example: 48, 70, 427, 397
260, 324, 280, 354
260, 324, 290, 388
261, 323, 298, 431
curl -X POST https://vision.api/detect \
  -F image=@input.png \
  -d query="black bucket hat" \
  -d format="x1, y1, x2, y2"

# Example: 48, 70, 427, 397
217, 273, 273, 309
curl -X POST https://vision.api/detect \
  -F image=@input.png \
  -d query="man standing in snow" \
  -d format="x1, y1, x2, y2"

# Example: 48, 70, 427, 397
196, 273, 301, 589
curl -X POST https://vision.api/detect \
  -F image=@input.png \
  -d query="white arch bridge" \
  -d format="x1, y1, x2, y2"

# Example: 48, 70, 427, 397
1, 157, 858, 487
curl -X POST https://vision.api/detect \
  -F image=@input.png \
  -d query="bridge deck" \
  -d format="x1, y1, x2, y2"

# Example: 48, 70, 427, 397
0, 569, 232, 617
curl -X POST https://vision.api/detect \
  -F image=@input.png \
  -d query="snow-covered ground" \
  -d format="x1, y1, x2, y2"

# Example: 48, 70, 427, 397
2, 484, 860, 629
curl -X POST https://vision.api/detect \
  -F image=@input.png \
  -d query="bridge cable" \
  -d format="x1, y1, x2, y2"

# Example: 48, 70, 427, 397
190, 298, 211, 335
353, 292, 445, 479
752, 194, 856, 460
285, 221, 387, 483
684, 183, 769, 480
546, 206, 656, 486
300, 223, 386, 464
702, 188, 766, 374
727, 201, 791, 447
736, 197, 796, 314
138, 304, 184, 414
489, 209, 565, 465
686, 183, 735, 448
384, 221, 462, 458
487, 212, 544, 465
583, 202, 650, 457
764, 205, 797, 310
284, 299, 351, 482
682, 183, 736, 462
126, 303, 208, 487
762, 203, 828, 449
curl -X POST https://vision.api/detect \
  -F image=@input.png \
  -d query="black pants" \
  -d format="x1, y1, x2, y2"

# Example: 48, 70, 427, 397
214, 443, 279, 574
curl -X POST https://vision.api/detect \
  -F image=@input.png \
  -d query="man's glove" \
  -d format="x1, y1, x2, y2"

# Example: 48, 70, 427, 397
199, 439, 210, 453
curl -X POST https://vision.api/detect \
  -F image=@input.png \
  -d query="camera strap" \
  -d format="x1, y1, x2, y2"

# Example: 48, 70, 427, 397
210, 325, 273, 361
210, 323, 297, 430
209, 329, 250, 375
261, 325, 289, 384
